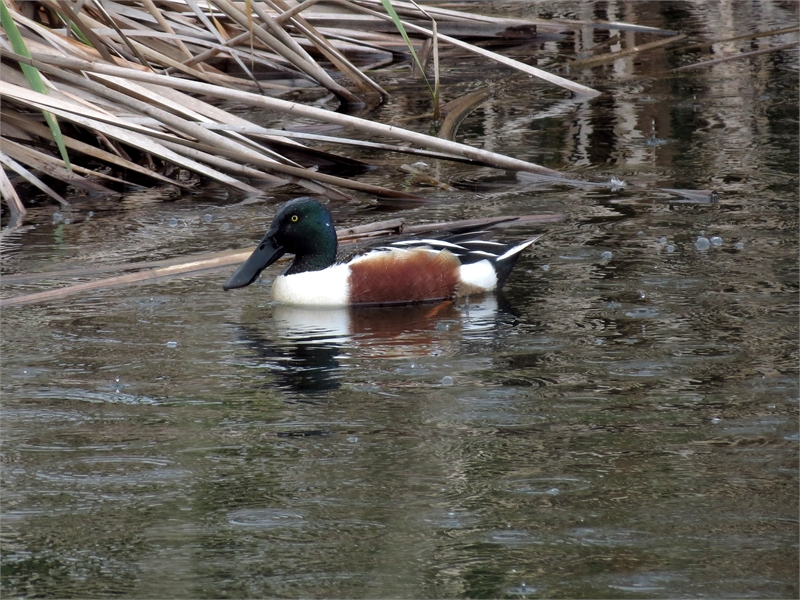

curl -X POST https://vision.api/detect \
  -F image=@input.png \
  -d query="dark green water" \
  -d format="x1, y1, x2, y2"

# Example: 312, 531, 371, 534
2, 2, 798, 597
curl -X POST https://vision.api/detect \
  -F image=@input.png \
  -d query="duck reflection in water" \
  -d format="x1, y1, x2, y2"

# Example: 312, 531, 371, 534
231, 295, 510, 396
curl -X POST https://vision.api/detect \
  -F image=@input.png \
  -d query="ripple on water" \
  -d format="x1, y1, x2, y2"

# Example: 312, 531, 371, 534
568, 527, 653, 547
486, 529, 543, 547
34, 456, 187, 487
227, 508, 305, 530
3, 406, 90, 424
501, 475, 590, 496
623, 307, 660, 319
607, 571, 675, 593
438, 389, 548, 428
608, 360, 674, 378
6, 367, 53, 381
226, 509, 386, 546
420, 508, 481, 530
505, 582, 539, 597
31, 386, 159, 406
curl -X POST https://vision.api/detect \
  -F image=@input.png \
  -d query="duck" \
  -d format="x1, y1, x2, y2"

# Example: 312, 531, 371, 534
223, 197, 541, 306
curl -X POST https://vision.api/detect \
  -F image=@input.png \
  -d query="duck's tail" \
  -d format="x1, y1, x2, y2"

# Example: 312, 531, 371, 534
493, 235, 543, 289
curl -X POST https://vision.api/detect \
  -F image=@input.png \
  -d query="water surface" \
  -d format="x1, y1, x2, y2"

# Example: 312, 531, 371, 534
2, 2, 798, 597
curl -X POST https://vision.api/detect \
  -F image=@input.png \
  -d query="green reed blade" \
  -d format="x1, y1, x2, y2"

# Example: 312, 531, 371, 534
379, 0, 434, 99
0, 1, 71, 171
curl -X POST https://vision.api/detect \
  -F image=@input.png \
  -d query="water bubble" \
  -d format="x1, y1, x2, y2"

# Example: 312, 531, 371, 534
734, 241, 744, 251
221, 222, 230, 230
666, 244, 675, 253
710, 417, 721, 424
115, 376, 120, 383
659, 237, 667, 244
347, 436, 359, 443
699, 230, 705, 236
710, 236, 723, 247
695, 237, 711, 251
600, 251, 613, 261
168, 218, 178, 227
63, 218, 71, 225
52, 212, 63, 223
88, 211, 94, 217
441, 376, 454, 386
637, 231, 644, 236
203, 214, 213, 223
540, 264, 550, 271
166, 341, 178, 348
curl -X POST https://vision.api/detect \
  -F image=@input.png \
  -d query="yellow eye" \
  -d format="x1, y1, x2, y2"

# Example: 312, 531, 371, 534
290, 214, 299, 222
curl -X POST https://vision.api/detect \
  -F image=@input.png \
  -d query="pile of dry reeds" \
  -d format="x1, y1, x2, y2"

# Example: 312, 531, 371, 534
6, 0, 783, 228
0, 0, 610, 224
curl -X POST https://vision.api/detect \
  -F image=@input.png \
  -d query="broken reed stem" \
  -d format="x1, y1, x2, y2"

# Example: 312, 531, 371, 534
177, 30, 251, 68
0, 164, 27, 223
677, 25, 799, 53
268, 0, 389, 97
139, 0, 196, 63
673, 41, 799, 71
205, 0, 363, 105
274, 0, 325, 25
438, 87, 493, 141
569, 34, 687, 68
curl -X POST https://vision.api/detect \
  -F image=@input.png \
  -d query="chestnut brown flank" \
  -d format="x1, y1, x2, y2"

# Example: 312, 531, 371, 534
348, 249, 461, 305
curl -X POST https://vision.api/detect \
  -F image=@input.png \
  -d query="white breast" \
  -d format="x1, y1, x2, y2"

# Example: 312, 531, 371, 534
271, 263, 350, 306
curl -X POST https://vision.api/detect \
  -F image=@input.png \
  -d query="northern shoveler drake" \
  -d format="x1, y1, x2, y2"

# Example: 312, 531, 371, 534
223, 197, 541, 306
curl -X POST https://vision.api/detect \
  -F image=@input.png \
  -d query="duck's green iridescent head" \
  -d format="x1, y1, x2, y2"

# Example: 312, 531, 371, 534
223, 197, 338, 290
